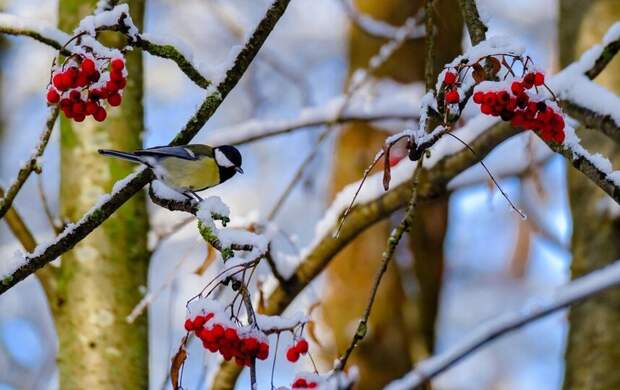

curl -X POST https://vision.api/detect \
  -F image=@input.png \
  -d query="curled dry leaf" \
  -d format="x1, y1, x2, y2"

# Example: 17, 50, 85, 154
487, 56, 501, 77
472, 62, 485, 83
170, 337, 188, 390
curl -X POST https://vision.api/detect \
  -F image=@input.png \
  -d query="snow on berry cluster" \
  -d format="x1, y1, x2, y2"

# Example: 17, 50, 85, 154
286, 338, 309, 363
471, 72, 566, 144
47, 54, 127, 122
184, 299, 269, 367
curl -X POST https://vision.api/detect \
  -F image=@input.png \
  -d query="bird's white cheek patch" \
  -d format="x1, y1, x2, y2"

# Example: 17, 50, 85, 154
215, 149, 235, 167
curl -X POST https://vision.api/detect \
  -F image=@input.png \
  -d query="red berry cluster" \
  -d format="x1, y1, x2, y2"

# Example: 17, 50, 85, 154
291, 377, 318, 389
442, 71, 460, 104
286, 339, 309, 363
47, 55, 127, 122
184, 313, 269, 367
472, 72, 565, 144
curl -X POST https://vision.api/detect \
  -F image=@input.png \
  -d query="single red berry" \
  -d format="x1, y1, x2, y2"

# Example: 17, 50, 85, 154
110, 70, 124, 82
480, 104, 493, 115
443, 71, 457, 85
73, 112, 86, 122
473, 91, 484, 104
212, 324, 225, 339
534, 72, 545, 86
111, 58, 125, 71
296, 339, 309, 354
523, 73, 535, 88
114, 78, 127, 90
204, 312, 214, 323
257, 342, 269, 360
224, 328, 238, 342
86, 101, 98, 115
47, 88, 60, 104
242, 337, 259, 353
70, 90, 82, 101
498, 91, 510, 104
445, 90, 459, 104
516, 93, 529, 108
76, 73, 89, 88
59, 98, 71, 110
292, 378, 307, 388
93, 106, 107, 122
483, 92, 496, 106
184, 319, 194, 331
89, 70, 101, 82
53, 73, 68, 91
193, 315, 206, 329
511, 81, 524, 95
72, 101, 85, 114
108, 93, 122, 107
106, 80, 119, 92
286, 347, 300, 362
553, 130, 565, 144
81, 58, 96, 74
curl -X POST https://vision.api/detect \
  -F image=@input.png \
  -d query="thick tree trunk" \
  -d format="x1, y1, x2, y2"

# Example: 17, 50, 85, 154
320, 1, 461, 388
53, 1, 149, 388
561, 1, 620, 389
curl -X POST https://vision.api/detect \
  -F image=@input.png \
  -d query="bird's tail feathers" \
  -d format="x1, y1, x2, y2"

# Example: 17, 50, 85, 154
98, 149, 142, 163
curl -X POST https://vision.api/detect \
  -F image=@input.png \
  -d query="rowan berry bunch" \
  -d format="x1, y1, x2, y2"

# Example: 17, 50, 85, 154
472, 72, 565, 143
47, 53, 127, 123
184, 302, 269, 367
285, 338, 309, 362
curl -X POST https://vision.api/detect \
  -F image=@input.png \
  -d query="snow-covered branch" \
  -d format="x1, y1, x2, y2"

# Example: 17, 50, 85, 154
0, 0, 293, 295
384, 258, 620, 390
206, 97, 419, 146
338, 0, 424, 40
0, 8, 212, 89
0, 106, 59, 220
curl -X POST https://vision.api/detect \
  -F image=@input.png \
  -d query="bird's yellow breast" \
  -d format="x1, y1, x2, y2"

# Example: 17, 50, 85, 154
160, 156, 220, 191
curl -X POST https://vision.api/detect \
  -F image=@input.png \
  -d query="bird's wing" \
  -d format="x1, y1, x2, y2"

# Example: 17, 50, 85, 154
134, 145, 199, 161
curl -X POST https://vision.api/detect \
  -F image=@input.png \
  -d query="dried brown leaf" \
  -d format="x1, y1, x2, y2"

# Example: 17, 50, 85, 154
472, 63, 485, 83
170, 340, 188, 390
487, 56, 501, 76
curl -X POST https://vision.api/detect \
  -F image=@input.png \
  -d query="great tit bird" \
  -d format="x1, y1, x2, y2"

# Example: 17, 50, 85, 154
98, 144, 243, 200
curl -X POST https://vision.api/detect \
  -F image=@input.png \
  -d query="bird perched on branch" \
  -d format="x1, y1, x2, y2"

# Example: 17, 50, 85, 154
98, 144, 243, 200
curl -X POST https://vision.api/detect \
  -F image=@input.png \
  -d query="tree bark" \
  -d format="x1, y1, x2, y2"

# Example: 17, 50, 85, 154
561, 1, 620, 389
320, 1, 461, 388
53, 1, 149, 388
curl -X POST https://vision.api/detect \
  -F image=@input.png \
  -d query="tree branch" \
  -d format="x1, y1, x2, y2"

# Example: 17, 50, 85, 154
457, 0, 487, 45
0, 12, 211, 89
207, 110, 418, 146
0, 106, 58, 221
384, 258, 620, 389
0, 0, 293, 294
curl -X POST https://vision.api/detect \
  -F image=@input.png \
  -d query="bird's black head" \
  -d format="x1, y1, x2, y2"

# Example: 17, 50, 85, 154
214, 145, 243, 183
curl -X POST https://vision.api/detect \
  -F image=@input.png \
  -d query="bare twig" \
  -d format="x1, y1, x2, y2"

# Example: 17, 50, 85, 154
335, 156, 424, 371
0, 106, 58, 221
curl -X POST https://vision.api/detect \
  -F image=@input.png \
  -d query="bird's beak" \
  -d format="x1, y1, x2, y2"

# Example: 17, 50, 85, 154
235, 166, 244, 174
